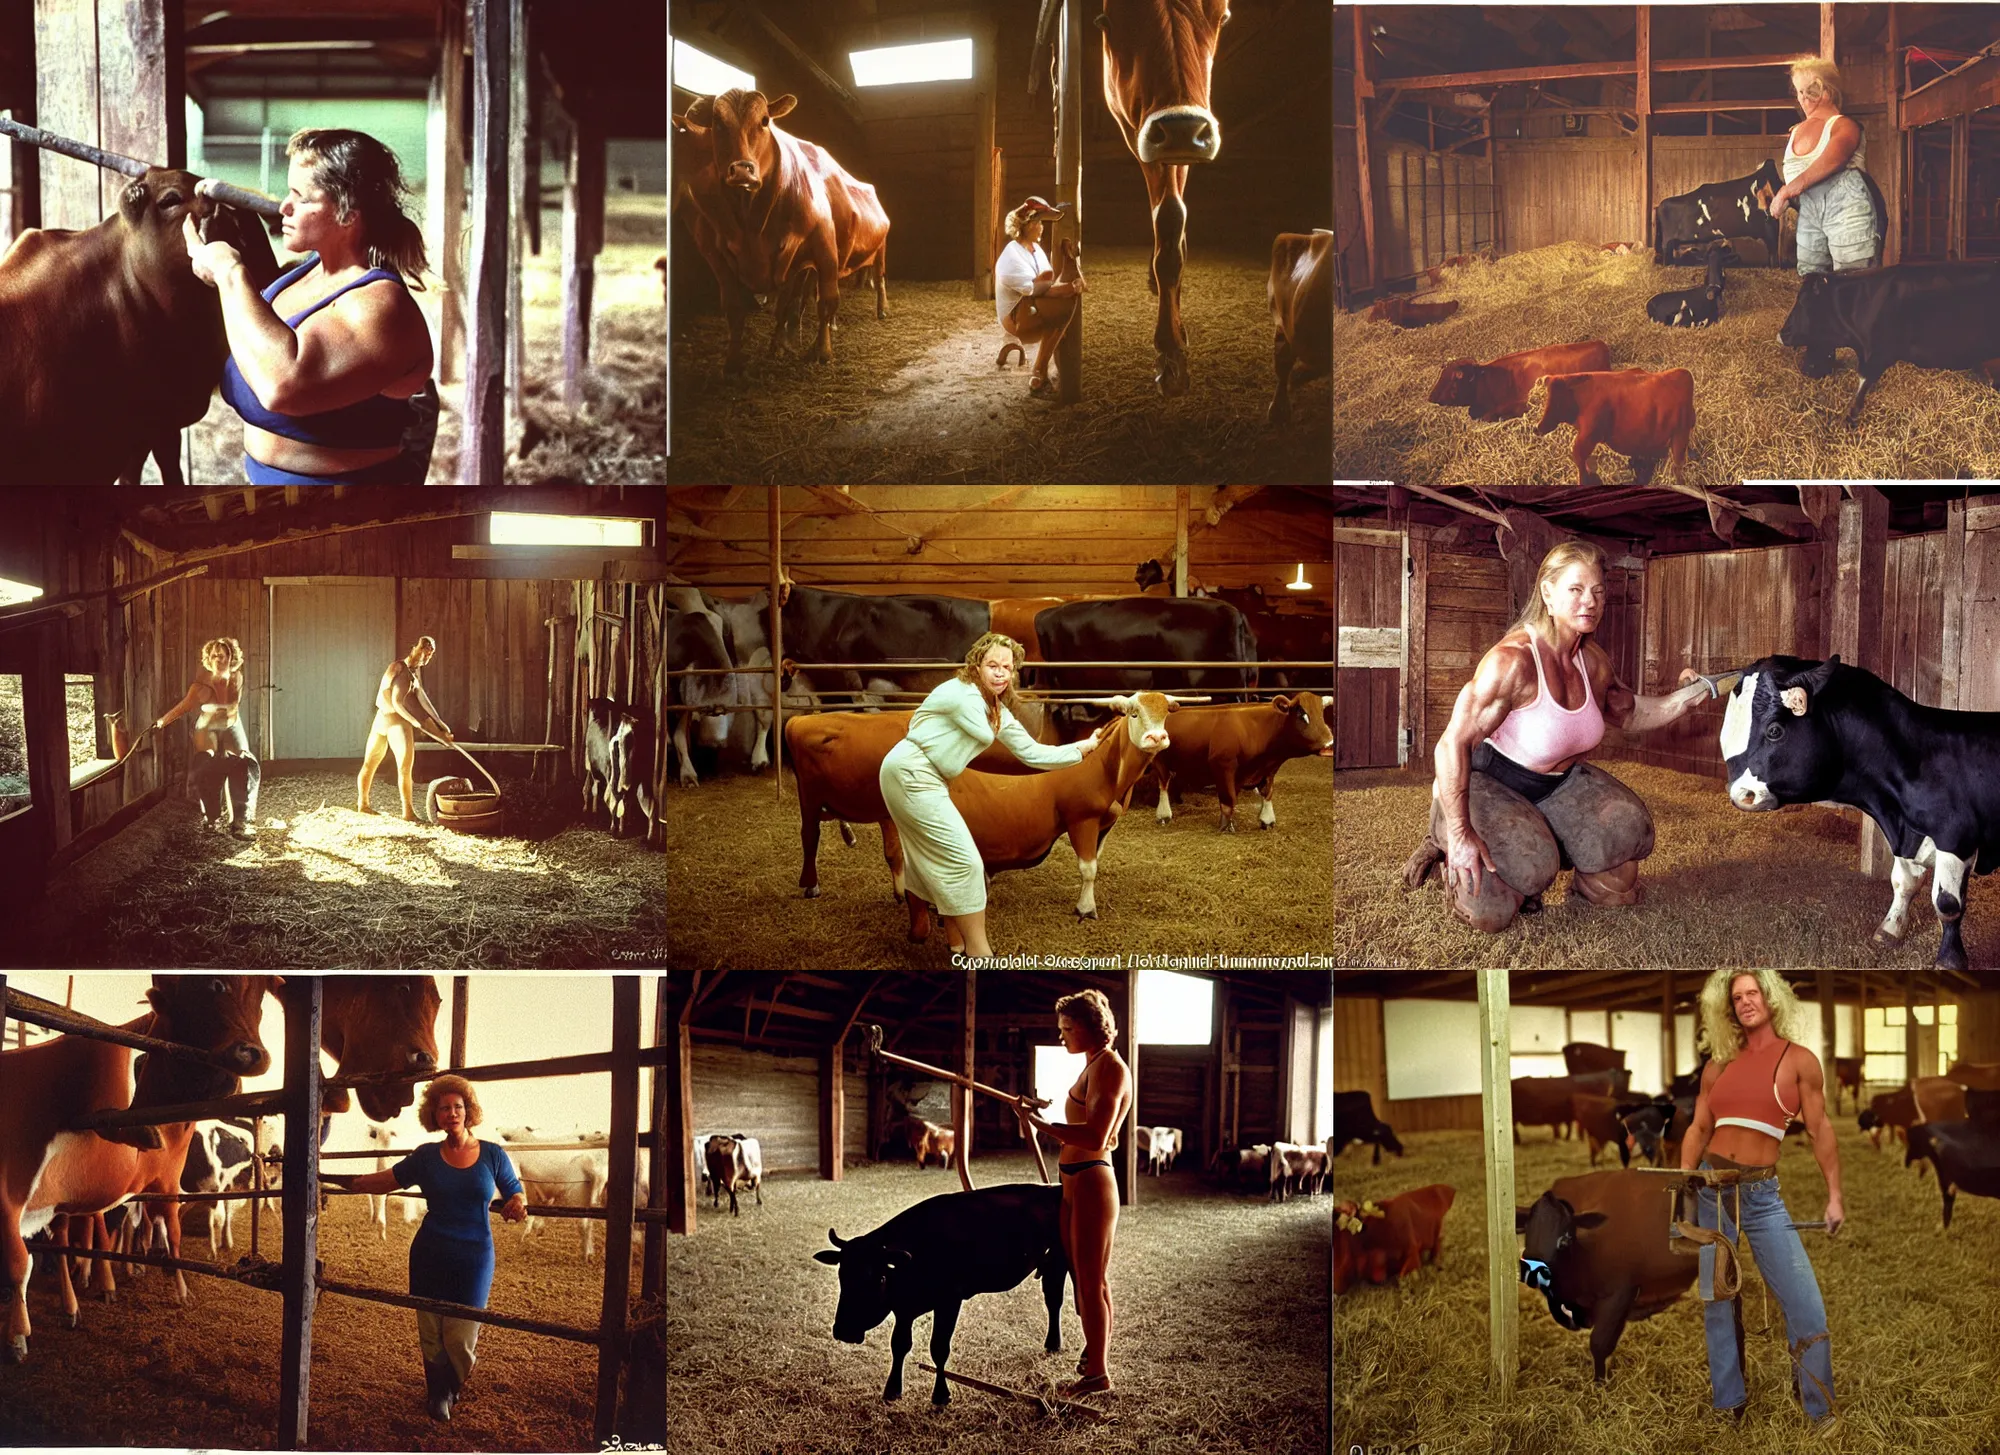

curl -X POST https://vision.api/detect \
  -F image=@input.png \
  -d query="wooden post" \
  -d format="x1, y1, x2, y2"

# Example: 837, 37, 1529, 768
1819, 970, 1837, 1070
962, 969, 977, 1162
1477, 969, 1517, 1398
1904, 972, 1918, 1082
1662, 972, 1676, 1084
427, 0, 467, 384
973, 84, 996, 300
642, 977, 670, 1298
561, 113, 604, 410
1353, 5, 1377, 287
459, 0, 510, 484
506, 0, 527, 445
592, 977, 639, 1444
1941, 499, 1967, 710
1209, 978, 1227, 1165
275, 976, 323, 1450
1407, 530, 1428, 765
1174, 488, 1190, 597
667, 976, 696, 1236
1119, 968, 1138, 1207
1885, 5, 1901, 266
768, 488, 785, 802
1054, 0, 1084, 403
1819, 2, 1835, 63
820, 1036, 844, 1181
450, 975, 469, 1067
1949, 112, 1970, 261
1831, 488, 1890, 877
1636, 6, 1652, 247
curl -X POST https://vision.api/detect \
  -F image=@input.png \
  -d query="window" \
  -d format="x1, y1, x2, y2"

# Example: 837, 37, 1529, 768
65, 674, 101, 772
0, 673, 27, 821
1136, 970, 1213, 1045
673, 39, 755, 96
0, 575, 42, 608
490, 513, 646, 547
849, 39, 974, 88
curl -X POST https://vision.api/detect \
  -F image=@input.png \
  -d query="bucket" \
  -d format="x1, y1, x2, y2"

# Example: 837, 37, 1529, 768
427, 776, 508, 834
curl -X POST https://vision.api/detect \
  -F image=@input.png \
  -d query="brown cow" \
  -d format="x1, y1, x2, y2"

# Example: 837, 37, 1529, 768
1429, 341, 1612, 422
1534, 368, 1695, 488
0, 168, 279, 485
676, 90, 890, 372
1335, 1184, 1454, 1294
1859, 1085, 1917, 1151
1913, 1075, 1968, 1124
1146, 693, 1332, 832
1571, 1092, 1641, 1168
1097, 0, 1231, 396
1267, 230, 1330, 424
1368, 296, 1460, 327
898, 1117, 955, 1170
1831, 1055, 1865, 1113
1563, 1042, 1628, 1077
1513, 1075, 1584, 1142
1947, 1059, 2000, 1091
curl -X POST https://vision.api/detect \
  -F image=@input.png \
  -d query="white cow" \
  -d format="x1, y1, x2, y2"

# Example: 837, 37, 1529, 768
320, 1113, 419, 1239
498, 1128, 651, 1263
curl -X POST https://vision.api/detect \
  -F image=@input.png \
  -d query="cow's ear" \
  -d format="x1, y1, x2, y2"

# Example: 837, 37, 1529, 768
1573, 1211, 1610, 1231
1271, 694, 1294, 712
767, 93, 798, 119
686, 95, 715, 130
813, 1249, 842, 1265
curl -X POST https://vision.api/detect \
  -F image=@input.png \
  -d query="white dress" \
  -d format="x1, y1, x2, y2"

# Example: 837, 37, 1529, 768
879, 677, 1084, 916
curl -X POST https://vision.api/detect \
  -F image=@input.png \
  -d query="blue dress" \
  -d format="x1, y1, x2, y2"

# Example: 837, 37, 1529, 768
390, 1140, 524, 1308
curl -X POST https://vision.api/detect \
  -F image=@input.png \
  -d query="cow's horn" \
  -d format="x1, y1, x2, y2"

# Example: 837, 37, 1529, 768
1163, 695, 1213, 705
828, 1229, 847, 1247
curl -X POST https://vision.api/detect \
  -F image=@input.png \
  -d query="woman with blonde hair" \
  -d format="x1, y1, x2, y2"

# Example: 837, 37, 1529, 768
1766, 59, 1881, 275
335, 1074, 528, 1422
993, 195, 1087, 397
1403, 539, 1715, 931
1016, 987, 1131, 1397
153, 635, 261, 838
877, 630, 1104, 959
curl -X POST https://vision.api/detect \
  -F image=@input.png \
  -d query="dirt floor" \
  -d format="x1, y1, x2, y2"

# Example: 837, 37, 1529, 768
0, 1185, 640, 1450
668, 245, 1329, 484
665, 753, 1334, 970
1334, 760, 2000, 969
1333, 241, 2000, 485
165, 194, 665, 487
1334, 1113, 2000, 1455
668, 1153, 1329, 1455
9, 769, 665, 970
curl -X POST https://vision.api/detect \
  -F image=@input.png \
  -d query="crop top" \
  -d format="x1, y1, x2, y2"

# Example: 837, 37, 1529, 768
1711, 1038, 1801, 1141
1484, 629, 1605, 774
220, 253, 427, 449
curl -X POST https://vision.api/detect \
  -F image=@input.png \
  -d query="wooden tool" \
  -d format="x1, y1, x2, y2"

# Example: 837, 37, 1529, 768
866, 1024, 1052, 1184
913, 1363, 1110, 1421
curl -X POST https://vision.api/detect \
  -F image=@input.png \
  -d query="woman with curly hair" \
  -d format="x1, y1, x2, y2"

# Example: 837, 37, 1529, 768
337, 1075, 527, 1422
877, 631, 1104, 959
153, 636, 261, 838
1016, 988, 1130, 1397
1680, 971, 1843, 1432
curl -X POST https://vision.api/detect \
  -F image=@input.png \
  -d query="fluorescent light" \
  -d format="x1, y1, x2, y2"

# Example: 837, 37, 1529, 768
490, 514, 644, 547
849, 38, 973, 88
673, 38, 755, 96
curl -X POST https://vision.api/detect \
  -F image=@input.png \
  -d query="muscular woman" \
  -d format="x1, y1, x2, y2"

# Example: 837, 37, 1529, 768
357, 636, 452, 819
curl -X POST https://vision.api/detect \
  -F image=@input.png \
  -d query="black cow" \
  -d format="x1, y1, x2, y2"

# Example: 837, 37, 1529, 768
1653, 159, 1783, 268
814, 1183, 1068, 1406
584, 696, 656, 838
1031, 597, 1257, 732
1777, 261, 2000, 422
1613, 1095, 1679, 1165
1968, 1088, 2000, 1124
1333, 1090, 1405, 1165
1192, 585, 1331, 690
1718, 653, 2000, 970
665, 605, 737, 788
1647, 245, 1726, 328
1904, 1120, 2000, 1228
778, 584, 991, 699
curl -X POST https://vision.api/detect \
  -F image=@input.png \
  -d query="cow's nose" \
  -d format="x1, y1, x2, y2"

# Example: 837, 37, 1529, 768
1136, 107, 1222, 165
410, 1049, 438, 1073
727, 161, 759, 188
229, 1042, 263, 1071
1142, 731, 1168, 750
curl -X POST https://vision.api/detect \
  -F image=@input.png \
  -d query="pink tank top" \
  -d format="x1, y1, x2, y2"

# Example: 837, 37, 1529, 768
1484, 629, 1605, 774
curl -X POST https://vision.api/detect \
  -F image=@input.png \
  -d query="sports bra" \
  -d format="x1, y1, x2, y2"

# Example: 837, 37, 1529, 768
1484, 629, 1605, 774
220, 253, 428, 449
1711, 1039, 1801, 1140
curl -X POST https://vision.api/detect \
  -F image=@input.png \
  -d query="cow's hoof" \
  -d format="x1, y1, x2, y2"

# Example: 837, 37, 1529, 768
1219, 819, 1236, 834
1259, 820, 1272, 831
932, 1392, 952, 1407
65, 1311, 79, 1329
1076, 908, 1098, 921
882, 1389, 902, 1403
801, 885, 820, 899
1872, 925, 1904, 947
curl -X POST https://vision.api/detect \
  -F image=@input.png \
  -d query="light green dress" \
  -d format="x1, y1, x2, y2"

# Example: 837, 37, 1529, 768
879, 677, 1086, 916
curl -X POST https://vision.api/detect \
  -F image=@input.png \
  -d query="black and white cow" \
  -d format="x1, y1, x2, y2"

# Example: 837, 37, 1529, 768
665, 605, 738, 787
181, 1120, 279, 1254
1646, 245, 1726, 328
1904, 1119, 2000, 1228
1653, 159, 1783, 267
584, 697, 657, 837
1718, 653, 2000, 970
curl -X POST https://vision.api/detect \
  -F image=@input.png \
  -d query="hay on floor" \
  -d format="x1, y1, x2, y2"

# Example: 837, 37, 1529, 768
1333, 760, 1995, 968
1333, 241, 2000, 484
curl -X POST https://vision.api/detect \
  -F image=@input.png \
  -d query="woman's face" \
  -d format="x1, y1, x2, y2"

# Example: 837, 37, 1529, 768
279, 158, 355, 253
979, 646, 1015, 697
1058, 1014, 1083, 1052
1541, 564, 1604, 636
1023, 218, 1045, 246
436, 1093, 468, 1132
1730, 975, 1770, 1031
1794, 77, 1823, 113
203, 652, 228, 678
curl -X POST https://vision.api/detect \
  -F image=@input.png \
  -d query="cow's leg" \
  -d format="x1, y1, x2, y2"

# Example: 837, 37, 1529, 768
1588, 1284, 1638, 1383
1153, 765, 1174, 823
808, 242, 841, 364
722, 276, 753, 374
1844, 362, 1881, 424
1071, 818, 1104, 920
1142, 161, 1192, 396
750, 708, 771, 771
1572, 437, 1604, 489
50, 1218, 80, 1329
3, 1211, 32, 1363
1268, 329, 1295, 425
883, 1310, 913, 1400
1216, 766, 1240, 833
1931, 848, 1972, 972
798, 805, 823, 898
927, 1297, 962, 1405
881, 819, 905, 903
1256, 780, 1278, 829
1876, 842, 1935, 944
1942, 1177, 1957, 1230
1039, 1251, 1068, 1352
164, 1202, 189, 1306
88, 1213, 116, 1300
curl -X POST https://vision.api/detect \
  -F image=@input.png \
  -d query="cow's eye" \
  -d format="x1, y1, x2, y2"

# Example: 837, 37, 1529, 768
159, 192, 184, 210
1763, 722, 1785, 743
210, 977, 227, 995
761, 117, 771, 128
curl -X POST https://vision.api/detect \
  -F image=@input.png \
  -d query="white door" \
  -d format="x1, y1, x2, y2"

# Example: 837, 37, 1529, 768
270, 580, 396, 759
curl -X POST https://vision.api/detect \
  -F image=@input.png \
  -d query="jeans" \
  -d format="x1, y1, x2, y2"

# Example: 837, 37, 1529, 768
1697, 1157, 1834, 1418
189, 718, 261, 826
1794, 168, 1879, 273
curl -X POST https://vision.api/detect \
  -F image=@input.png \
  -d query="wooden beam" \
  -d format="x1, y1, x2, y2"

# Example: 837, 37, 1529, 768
459, 0, 511, 484
1118, 969, 1138, 1207
666, 981, 696, 1236
1950, 112, 1970, 260
1831, 487, 1890, 879
1886, 6, 1902, 266
450, 976, 469, 1067
735, 3, 863, 124
276, 977, 323, 1449
1384, 59, 1637, 93
1899, 50, 2000, 130
1819, 2, 1834, 62
973, 83, 996, 299
962, 968, 976, 1165
591, 977, 639, 1445
1054, 0, 1084, 403
1477, 970, 1517, 1398
1353, 5, 1376, 290
1648, 52, 1810, 74
819, 1039, 844, 1181
427, 0, 466, 381
1649, 100, 1798, 114
561, 113, 604, 409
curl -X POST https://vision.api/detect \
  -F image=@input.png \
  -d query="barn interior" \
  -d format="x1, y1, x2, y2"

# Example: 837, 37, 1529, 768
1333, 3, 2000, 483
1333, 483, 2000, 968
0, 0, 666, 485
664, 484, 1334, 971
664, 967, 1331, 1455
668, 1, 1333, 485
0, 487, 666, 970
1332, 970, 2000, 1453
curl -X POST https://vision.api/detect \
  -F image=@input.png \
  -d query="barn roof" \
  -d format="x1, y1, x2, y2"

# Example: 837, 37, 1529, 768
1334, 969, 2000, 1010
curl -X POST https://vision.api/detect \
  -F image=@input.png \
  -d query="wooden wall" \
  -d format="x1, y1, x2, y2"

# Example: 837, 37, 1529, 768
1421, 545, 1511, 765
692, 1043, 821, 1175
1375, 138, 1494, 278
1495, 137, 1639, 253
1335, 538, 1401, 769
570, 579, 665, 849
1135, 1044, 1210, 1167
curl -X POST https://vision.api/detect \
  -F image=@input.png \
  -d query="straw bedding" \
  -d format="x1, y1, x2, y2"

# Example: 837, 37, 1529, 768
1334, 761, 1998, 969
1334, 1118, 2000, 1454
16, 771, 665, 969
668, 1153, 1328, 1455
668, 245, 1328, 485
1333, 241, 2000, 485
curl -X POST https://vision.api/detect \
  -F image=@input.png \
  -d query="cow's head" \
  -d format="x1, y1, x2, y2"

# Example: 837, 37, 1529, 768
684, 89, 796, 197
1617, 1096, 1677, 1164
119, 168, 280, 293
1533, 375, 1582, 434
1750, 157, 1783, 208
1717, 655, 1845, 811
1271, 692, 1333, 756
1778, 271, 1842, 353
1515, 1192, 1602, 1328
113, 976, 279, 1148
320, 976, 441, 1122
1105, 691, 1176, 753
1097, 0, 1229, 165
814, 1229, 911, 1341
1428, 359, 1481, 407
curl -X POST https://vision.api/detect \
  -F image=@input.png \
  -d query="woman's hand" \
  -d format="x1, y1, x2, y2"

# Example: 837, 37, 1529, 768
1015, 1094, 1048, 1129
1767, 185, 1793, 221
1824, 1192, 1844, 1237
1443, 824, 1498, 898
500, 1193, 528, 1224
182, 215, 242, 288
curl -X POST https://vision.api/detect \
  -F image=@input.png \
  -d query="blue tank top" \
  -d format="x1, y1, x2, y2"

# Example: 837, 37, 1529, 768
220, 253, 428, 449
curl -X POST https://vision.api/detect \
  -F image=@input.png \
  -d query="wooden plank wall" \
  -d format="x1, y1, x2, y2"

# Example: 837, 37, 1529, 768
1376, 138, 1494, 277
1335, 540, 1400, 769
1236, 1022, 1282, 1140
1382, 1092, 1483, 1135
1960, 990, 2000, 1063
1135, 1044, 1210, 1167
1495, 138, 1637, 253
842, 1035, 870, 1166
1421, 547, 1510, 764
691, 1043, 821, 1174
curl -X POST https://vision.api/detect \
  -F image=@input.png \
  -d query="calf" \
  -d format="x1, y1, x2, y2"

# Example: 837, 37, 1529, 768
1136, 1126, 1182, 1176
1211, 1143, 1273, 1193
1334, 1184, 1453, 1295
1429, 340, 1611, 422
1653, 159, 1782, 267
497, 1130, 611, 1261
1904, 1120, 2000, 1228
1646, 245, 1725, 328
1534, 368, 1694, 488
1571, 1093, 1645, 1169
1368, 296, 1459, 327
584, 696, 658, 838
893, 1118, 954, 1170
815, 1183, 1067, 1405
180, 1121, 279, 1255
1516, 1170, 1698, 1382
1333, 1091, 1405, 1165
702, 1134, 764, 1217
1148, 693, 1332, 832
1266, 230, 1331, 424
1778, 261, 2000, 422
1859, 1086, 1917, 1152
